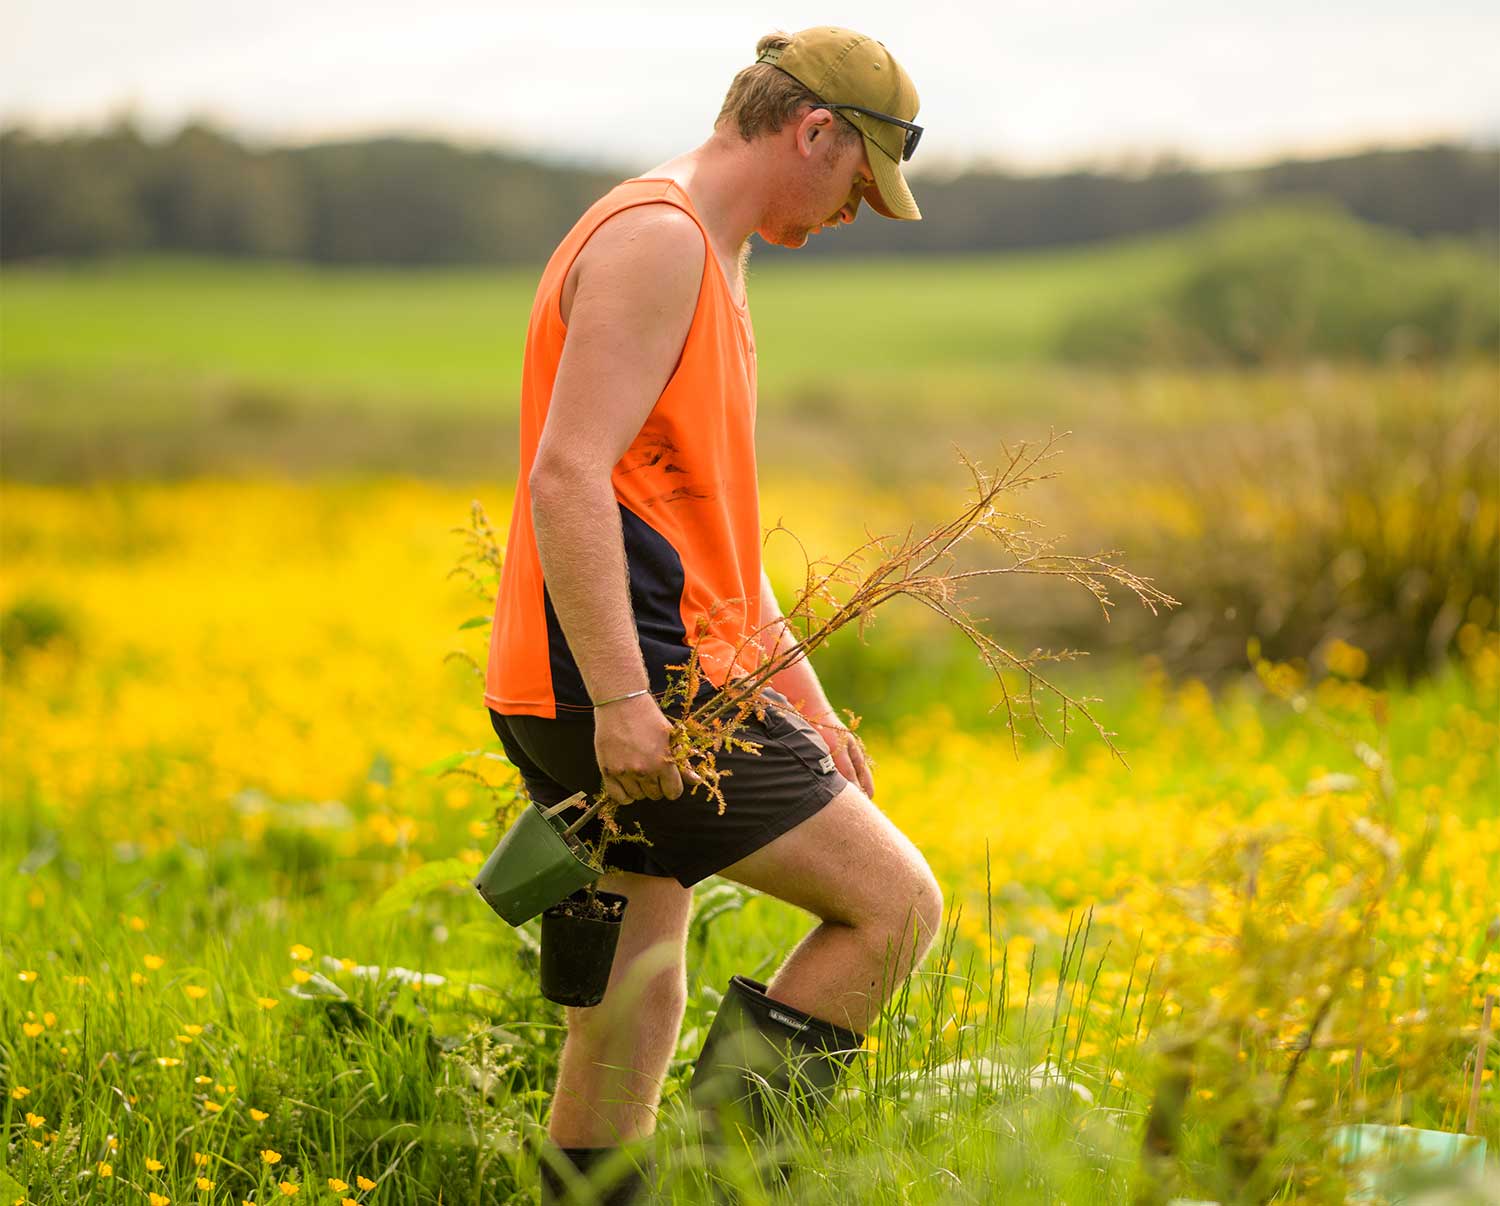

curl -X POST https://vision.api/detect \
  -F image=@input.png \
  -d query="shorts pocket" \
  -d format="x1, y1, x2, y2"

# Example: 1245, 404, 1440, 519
758, 703, 839, 778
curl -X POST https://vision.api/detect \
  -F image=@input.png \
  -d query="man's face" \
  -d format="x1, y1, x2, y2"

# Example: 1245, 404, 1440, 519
761, 109, 877, 249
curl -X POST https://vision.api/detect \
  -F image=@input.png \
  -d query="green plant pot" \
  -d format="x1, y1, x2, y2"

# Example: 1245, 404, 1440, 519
473, 795, 602, 926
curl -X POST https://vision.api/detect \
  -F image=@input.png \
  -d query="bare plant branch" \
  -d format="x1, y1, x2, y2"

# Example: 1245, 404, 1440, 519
457, 433, 1177, 870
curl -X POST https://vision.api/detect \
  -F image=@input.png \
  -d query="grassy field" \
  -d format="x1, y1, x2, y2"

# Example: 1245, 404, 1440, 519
2, 232, 1497, 1200
2, 478, 1497, 1203
0, 239, 1191, 426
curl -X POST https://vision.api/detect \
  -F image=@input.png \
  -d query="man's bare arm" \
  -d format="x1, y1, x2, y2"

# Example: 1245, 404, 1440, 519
529, 203, 705, 803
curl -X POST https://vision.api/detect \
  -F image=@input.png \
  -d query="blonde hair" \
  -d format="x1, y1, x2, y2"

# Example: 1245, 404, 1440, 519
715, 32, 863, 150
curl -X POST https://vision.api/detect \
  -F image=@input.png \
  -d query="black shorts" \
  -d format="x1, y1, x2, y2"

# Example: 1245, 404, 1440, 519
486, 686, 849, 887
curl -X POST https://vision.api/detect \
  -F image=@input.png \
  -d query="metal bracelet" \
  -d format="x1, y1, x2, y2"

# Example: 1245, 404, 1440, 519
592, 687, 652, 708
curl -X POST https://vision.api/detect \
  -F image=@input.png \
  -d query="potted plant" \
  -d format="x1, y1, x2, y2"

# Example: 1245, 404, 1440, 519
473, 789, 612, 926
539, 887, 630, 1006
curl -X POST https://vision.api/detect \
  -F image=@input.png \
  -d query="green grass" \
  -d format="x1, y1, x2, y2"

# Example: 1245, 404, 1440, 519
0, 238, 1190, 427
4, 654, 1496, 1203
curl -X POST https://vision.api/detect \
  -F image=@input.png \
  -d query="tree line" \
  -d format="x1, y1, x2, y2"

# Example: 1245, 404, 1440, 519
2, 119, 1494, 264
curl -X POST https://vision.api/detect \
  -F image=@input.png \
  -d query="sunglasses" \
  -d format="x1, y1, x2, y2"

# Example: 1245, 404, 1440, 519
816, 100, 924, 162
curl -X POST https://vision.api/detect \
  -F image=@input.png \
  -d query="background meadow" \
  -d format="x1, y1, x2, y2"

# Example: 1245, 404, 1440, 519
4, 95, 1500, 1206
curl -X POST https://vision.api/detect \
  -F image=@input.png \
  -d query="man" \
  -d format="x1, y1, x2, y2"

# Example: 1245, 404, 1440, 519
483, 26, 942, 1203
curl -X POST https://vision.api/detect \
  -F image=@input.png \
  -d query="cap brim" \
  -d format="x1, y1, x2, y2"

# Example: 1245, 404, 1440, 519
863, 135, 921, 221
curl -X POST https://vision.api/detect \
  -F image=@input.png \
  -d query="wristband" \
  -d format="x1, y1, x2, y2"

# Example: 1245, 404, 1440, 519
593, 687, 652, 708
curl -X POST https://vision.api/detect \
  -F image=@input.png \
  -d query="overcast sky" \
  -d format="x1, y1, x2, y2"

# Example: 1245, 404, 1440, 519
5, 0, 1498, 173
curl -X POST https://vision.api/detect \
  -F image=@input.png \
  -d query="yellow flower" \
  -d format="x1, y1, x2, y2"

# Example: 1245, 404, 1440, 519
261, 1149, 282, 1164
175, 1034, 194, 1045
97, 1162, 113, 1177
328, 1178, 348, 1192
18, 970, 37, 983
131, 972, 148, 986
1323, 638, 1369, 679
129, 915, 148, 931
149, 1194, 171, 1206
257, 996, 280, 1010
250, 1108, 270, 1122
10, 1086, 30, 1099
146, 1157, 165, 1171
291, 969, 312, 985
155, 1056, 182, 1067
343, 1200, 359, 1206
196, 1176, 215, 1191
193, 1151, 209, 1165
22, 1023, 43, 1038
42, 1012, 56, 1027
144, 954, 166, 970
279, 1182, 300, 1196
203, 1100, 223, 1113
289, 944, 313, 962
183, 985, 209, 1000
25, 1113, 45, 1128
194, 1074, 212, 1084
356, 1175, 376, 1191
184, 1023, 204, 1036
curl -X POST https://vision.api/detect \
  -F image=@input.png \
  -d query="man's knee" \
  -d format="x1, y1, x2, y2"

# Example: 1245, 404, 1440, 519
906, 859, 944, 953
864, 856, 943, 966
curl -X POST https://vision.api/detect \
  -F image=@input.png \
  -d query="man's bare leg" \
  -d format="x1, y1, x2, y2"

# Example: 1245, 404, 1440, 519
548, 870, 694, 1147
716, 781, 944, 1035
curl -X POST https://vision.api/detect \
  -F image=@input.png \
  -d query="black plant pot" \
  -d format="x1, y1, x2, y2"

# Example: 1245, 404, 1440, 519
539, 889, 629, 1007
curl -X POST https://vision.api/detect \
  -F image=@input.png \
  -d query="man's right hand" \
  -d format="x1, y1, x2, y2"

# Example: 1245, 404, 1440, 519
594, 694, 703, 806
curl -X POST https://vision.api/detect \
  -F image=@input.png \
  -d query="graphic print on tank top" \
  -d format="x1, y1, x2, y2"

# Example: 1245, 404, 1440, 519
485, 177, 761, 719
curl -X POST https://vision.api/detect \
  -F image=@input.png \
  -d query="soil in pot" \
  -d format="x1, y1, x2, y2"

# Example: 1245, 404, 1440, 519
540, 888, 628, 1007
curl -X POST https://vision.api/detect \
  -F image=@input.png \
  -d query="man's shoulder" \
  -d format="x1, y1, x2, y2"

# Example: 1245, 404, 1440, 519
579, 197, 703, 264
568, 200, 705, 314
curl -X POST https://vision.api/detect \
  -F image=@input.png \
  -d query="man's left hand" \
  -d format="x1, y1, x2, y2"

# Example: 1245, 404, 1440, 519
810, 716, 875, 800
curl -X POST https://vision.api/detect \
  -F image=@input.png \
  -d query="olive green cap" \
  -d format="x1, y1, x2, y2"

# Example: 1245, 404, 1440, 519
755, 26, 922, 221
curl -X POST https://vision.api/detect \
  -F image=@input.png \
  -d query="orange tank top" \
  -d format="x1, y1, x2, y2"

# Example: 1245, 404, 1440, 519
484, 177, 762, 719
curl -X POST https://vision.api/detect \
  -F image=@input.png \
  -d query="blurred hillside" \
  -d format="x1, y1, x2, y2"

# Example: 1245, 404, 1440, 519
2, 118, 1495, 264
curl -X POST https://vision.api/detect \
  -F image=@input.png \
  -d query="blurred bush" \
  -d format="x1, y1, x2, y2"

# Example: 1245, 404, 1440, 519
0, 589, 81, 664
825, 367, 1500, 694
1056, 201, 1499, 366
1036, 371, 1500, 684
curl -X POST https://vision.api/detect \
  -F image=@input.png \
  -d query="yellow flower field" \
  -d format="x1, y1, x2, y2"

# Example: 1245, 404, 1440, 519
2, 476, 1496, 1203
